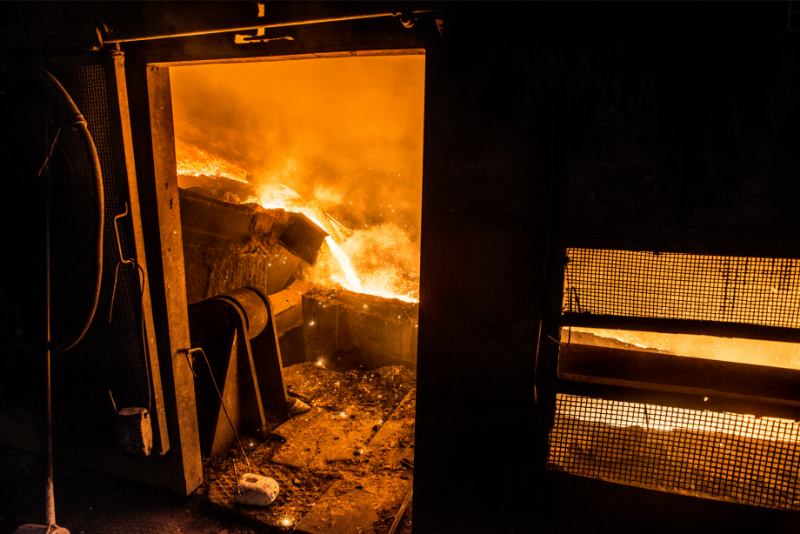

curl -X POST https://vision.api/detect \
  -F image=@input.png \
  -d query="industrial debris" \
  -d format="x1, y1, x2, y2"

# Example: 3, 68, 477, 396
205, 362, 416, 532
235, 473, 280, 506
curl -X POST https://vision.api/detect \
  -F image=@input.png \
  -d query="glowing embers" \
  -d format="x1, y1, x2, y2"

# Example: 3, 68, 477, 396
562, 327, 800, 371
175, 139, 249, 183
547, 393, 800, 511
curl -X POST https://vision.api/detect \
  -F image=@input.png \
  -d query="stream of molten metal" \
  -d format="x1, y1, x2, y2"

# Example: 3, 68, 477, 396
258, 186, 418, 303
322, 236, 363, 292
291, 209, 363, 292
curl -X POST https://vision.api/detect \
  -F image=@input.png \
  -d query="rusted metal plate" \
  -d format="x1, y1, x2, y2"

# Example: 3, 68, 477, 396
367, 390, 415, 471
271, 406, 379, 472
292, 390, 416, 533
294, 474, 411, 534
302, 289, 419, 370
179, 188, 283, 243
144, 63, 202, 494
558, 342, 800, 406
280, 212, 328, 265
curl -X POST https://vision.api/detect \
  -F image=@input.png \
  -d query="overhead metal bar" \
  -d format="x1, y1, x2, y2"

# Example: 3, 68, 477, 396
104, 9, 435, 45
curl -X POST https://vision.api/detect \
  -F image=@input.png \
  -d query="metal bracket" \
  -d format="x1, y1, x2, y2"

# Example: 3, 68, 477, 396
109, 202, 144, 323
112, 202, 134, 266
233, 27, 295, 45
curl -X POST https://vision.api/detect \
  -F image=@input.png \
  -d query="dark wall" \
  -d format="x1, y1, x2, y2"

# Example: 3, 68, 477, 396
415, 6, 548, 533
555, 5, 800, 234
415, 3, 800, 533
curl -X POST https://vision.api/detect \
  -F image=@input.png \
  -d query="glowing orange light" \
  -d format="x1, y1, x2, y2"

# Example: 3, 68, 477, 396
175, 139, 249, 183
170, 55, 424, 304
565, 326, 800, 440
257, 182, 419, 302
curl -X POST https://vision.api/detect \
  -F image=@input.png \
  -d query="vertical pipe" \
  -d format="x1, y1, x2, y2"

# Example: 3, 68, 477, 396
44, 169, 56, 527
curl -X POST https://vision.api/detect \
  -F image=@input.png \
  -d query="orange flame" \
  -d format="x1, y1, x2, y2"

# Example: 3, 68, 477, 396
175, 139, 249, 183
169, 55, 424, 304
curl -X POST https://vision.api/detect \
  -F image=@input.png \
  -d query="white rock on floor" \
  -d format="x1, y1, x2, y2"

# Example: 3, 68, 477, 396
235, 473, 280, 506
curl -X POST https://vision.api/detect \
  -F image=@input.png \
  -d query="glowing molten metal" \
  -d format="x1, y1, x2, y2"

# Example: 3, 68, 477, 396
175, 139, 249, 183
258, 184, 418, 303
170, 54, 424, 304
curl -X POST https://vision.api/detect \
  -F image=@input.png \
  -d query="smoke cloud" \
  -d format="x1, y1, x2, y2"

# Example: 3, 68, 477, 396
170, 54, 425, 234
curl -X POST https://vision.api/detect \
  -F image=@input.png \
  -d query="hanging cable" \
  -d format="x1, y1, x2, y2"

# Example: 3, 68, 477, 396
182, 347, 253, 471
38, 69, 105, 354
36, 124, 64, 178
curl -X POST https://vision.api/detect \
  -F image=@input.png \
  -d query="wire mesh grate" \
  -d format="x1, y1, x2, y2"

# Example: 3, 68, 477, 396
547, 393, 800, 510
52, 63, 150, 416
563, 248, 800, 329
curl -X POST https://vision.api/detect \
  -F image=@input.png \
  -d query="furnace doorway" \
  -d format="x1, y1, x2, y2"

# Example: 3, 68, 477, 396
161, 52, 423, 531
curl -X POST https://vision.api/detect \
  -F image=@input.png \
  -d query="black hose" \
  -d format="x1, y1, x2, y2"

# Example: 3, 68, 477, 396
40, 70, 105, 354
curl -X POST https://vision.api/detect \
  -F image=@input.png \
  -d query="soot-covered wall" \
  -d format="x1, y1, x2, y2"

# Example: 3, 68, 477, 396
415, 3, 800, 533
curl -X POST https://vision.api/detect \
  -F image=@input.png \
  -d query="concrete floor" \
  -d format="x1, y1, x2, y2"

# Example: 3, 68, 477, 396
0, 362, 416, 534
0, 445, 259, 534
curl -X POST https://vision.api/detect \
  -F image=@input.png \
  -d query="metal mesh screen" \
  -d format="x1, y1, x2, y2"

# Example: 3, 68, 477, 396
547, 393, 800, 510
52, 61, 150, 418
563, 248, 800, 329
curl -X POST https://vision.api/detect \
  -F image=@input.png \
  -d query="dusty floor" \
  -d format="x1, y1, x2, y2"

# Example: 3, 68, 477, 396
203, 362, 416, 533
0, 363, 415, 534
